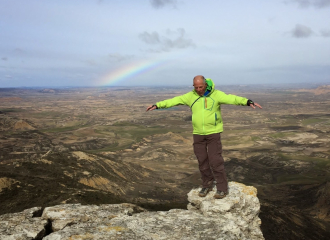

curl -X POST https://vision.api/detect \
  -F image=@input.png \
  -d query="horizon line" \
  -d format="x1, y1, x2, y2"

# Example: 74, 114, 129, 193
1, 81, 329, 90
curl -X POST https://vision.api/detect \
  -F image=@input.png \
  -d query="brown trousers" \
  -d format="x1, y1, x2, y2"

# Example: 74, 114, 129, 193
193, 133, 228, 192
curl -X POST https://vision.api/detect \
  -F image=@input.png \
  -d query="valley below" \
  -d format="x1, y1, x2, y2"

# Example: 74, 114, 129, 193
0, 85, 330, 240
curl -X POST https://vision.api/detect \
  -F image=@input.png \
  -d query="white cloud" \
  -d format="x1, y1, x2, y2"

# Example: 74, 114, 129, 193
150, 0, 177, 9
139, 28, 195, 52
107, 53, 134, 62
139, 32, 160, 44
320, 29, 330, 37
291, 24, 313, 38
290, 0, 330, 8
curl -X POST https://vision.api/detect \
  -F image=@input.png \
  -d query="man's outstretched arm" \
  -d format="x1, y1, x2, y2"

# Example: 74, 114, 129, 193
146, 93, 191, 112
146, 104, 158, 111
247, 99, 262, 109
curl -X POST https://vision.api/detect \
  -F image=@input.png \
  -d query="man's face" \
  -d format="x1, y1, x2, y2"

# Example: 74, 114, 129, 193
193, 80, 207, 96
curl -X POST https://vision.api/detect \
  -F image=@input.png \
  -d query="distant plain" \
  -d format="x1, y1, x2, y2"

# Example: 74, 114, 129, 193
0, 84, 330, 240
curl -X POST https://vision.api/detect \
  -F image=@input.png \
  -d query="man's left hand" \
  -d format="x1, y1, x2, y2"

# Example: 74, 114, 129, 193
146, 105, 157, 111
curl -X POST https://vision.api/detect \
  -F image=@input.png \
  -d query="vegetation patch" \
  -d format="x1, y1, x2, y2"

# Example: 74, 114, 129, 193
270, 126, 302, 131
269, 132, 297, 139
277, 153, 330, 170
41, 122, 90, 133
277, 173, 328, 185
0, 108, 24, 113
87, 123, 187, 153
302, 118, 328, 126
222, 136, 254, 147
31, 111, 69, 118
251, 136, 261, 141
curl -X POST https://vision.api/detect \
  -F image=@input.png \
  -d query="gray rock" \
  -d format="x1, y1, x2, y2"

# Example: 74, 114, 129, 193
187, 181, 263, 239
0, 207, 48, 240
0, 182, 264, 240
41, 203, 146, 232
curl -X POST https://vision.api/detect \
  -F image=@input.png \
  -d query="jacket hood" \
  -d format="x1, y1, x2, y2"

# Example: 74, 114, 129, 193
205, 78, 214, 91
205, 78, 215, 96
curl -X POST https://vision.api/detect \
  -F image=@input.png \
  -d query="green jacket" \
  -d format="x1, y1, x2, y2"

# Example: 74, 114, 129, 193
156, 79, 248, 135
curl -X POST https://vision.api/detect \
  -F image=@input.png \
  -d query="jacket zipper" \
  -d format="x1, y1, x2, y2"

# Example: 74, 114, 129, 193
202, 97, 205, 134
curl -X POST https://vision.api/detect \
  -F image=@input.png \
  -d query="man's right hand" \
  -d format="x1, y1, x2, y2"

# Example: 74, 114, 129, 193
146, 105, 157, 111
249, 102, 262, 109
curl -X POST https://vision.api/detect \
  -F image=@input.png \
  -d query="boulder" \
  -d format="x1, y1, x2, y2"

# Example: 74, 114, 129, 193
0, 182, 264, 240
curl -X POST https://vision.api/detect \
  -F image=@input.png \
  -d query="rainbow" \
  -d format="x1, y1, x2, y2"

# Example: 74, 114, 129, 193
99, 60, 163, 86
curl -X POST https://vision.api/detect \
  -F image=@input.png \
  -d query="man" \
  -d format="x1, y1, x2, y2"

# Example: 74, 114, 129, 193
146, 75, 262, 199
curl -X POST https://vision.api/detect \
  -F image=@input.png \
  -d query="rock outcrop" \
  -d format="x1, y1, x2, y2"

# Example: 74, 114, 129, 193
0, 182, 264, 240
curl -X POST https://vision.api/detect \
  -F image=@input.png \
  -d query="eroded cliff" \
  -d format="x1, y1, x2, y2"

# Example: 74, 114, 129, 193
0, 182, 263, 240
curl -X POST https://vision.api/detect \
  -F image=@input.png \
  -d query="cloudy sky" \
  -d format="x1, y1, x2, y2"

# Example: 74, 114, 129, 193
1, 0, 330, 87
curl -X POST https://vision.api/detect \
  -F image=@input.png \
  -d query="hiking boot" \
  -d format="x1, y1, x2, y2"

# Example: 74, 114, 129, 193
214, 190, 227, 199
198, 187, 211, 197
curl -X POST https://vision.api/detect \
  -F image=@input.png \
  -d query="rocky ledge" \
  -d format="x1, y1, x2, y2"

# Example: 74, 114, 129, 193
0, 182, 264, 240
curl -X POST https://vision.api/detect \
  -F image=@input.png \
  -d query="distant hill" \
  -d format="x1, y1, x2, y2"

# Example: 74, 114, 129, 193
296, 85, 330, 95
0, 116, 35, 131
0, 97, 22, 102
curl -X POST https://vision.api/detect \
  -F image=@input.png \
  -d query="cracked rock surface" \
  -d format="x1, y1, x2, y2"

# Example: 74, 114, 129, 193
0, 182, 264, 240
